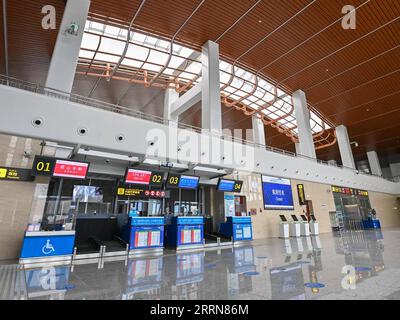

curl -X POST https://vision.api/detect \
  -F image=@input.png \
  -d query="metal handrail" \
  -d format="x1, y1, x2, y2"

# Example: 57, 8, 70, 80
0, 74, 397, 184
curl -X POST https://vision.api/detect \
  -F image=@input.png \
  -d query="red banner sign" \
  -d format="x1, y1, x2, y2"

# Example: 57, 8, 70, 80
125, 169, 152, 185
53, 160, 89, 179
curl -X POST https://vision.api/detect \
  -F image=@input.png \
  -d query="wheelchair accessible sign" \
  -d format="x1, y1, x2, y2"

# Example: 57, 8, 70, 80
20, 235, 75, 259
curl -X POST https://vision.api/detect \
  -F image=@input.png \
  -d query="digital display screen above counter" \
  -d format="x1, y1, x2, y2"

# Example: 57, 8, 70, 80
179, 175, 200, 189
166, 173, 200, 189
217, 179, 243, 192
32, 156, 89, 180
52, 160, 89, 179
124, 169, 164, 187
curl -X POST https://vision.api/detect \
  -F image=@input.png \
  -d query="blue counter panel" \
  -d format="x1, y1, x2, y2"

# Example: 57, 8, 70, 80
130, 226, 164, 250
219, 217, 253, 242
362, 219, 381, 229
233, 223, 253, 241
177, 225, 204, 246
165, 216, 204, 248
20, 234, 75, 259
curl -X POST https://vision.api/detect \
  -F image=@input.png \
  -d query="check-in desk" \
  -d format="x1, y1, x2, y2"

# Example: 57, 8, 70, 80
219, 217, 253, 243
165, 216, 204, 251
122, 217, 165, 254
20, 231, 76, 265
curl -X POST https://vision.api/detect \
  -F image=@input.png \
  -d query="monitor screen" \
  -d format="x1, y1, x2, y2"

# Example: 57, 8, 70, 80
261, 175, 294, 210
217, 179, 235, 192
178, 175, 199, 189
279, 215, 287, 222
73, 186, 103, 203
52, 160, 89, 179
125, 169, 152, 185
291, 215, 299, 222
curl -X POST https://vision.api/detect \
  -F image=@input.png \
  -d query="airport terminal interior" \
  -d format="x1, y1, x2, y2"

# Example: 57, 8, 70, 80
0, 0, 400, 301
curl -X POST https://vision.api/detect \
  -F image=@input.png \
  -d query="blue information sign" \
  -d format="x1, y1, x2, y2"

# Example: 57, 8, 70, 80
178, 175, 199, 189
218, 179, 235, 192
261, 175, 294, 210
20, 234, 75, 259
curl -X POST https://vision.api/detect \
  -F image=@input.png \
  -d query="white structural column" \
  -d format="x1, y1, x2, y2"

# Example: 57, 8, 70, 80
164, 88, 179, 121
336, 125, 356, 169
201, 40, 222, 134
45, 0, 91, 92
295, 143, 300, 155
252, 116, 266, 146
367, 150, 383, 176
292, 90, 316, 159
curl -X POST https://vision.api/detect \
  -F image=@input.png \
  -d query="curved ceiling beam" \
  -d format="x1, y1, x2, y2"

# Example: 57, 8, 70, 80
147, 0, 207, 87
107, 0, 147, 81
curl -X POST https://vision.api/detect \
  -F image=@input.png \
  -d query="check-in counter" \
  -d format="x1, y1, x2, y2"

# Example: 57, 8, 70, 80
165, 216, 204, 250
219, 216, 253, 242
122, 217, 165, 254
20, 231, 76, 265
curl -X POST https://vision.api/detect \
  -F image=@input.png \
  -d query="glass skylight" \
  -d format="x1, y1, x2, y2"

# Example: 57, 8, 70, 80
78, 20, 331, 137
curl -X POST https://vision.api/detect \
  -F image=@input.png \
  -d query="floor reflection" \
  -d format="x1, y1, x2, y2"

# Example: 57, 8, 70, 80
1, 229, 395, 300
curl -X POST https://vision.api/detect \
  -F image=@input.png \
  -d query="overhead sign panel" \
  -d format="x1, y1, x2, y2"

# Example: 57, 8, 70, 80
166, 173, 200, 189
125, 169, 152, 185
52, 160, 89, 179
0, 167, 34, 182
31, 156, 89, 180
125, 169, 164, 186
32, 156, 56, 176
217, 179, 243, 193
178, 175, 200, 189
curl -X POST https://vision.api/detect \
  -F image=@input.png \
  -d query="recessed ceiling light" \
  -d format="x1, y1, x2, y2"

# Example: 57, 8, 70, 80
258, 20, 262, 23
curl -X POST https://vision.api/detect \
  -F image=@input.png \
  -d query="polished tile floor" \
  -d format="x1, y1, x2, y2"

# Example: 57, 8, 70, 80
1, 228, 400, 300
